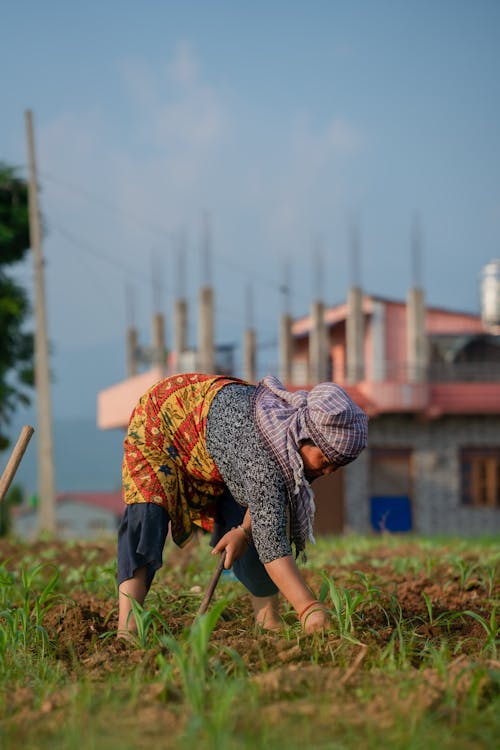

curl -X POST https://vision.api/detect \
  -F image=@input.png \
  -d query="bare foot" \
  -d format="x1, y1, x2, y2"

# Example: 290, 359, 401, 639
255, 616, 283, 632
251, 593, 282, 631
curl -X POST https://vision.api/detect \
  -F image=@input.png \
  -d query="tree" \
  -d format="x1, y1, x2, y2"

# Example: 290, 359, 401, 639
0, 163, 34, 450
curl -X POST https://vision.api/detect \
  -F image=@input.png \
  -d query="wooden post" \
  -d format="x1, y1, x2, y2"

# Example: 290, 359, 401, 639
0, 426, 35, 503
25, 109, 56, 533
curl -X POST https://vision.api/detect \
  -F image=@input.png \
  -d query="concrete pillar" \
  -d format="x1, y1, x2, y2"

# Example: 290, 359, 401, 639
198, 286, 215, 373
406, 287, 427, 383
126, 327, 139, 377
174, 298, 188, 370
243, 328, 256, 382
346, 286, 364, 383
151, 313, 166, 374
309, 300, 329, 384
279, 313, 293, 385
370, 300, 386, 382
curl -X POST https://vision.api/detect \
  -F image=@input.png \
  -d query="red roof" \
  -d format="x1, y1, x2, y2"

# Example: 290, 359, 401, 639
57, 491, 123, 515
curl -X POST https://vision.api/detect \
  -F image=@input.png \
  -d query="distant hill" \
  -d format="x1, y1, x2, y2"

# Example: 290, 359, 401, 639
2, 414, 124, 498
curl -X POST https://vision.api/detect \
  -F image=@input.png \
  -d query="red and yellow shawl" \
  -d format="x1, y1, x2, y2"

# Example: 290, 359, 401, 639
122, 372, 243, 547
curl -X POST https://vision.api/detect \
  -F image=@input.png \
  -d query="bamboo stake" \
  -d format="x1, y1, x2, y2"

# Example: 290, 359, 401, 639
0, 426, 35, 503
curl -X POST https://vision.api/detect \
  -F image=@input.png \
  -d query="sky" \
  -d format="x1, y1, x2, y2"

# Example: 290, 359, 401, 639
1, 0, 500, 424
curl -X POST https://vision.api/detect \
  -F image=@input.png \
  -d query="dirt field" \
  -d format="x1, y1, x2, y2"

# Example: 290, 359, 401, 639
0, 534, 499, 749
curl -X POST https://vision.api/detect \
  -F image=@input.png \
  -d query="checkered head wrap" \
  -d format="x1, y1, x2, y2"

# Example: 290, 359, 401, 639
253, 375, 368, 556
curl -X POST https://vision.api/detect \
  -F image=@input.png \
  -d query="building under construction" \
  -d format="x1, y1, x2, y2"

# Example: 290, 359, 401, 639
98, 259, 500, 537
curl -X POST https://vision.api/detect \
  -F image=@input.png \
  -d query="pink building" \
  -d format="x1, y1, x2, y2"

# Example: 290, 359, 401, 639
291, 293, 500, 535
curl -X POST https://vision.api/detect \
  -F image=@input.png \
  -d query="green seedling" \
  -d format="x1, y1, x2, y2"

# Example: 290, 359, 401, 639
478, 563, 499, 598
157, 597, 247, 743
126, 596, 171, 648
450, 557, 480, 590
319, 572, 367, 637
353, 570, 382, 602
460, 608, 499, 658
421, 591, 454, 629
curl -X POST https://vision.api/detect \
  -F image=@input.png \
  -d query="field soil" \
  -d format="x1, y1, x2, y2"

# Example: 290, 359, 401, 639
0, 534, 499, 749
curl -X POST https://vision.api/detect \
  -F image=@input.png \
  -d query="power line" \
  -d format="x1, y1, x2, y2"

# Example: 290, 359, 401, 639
53, 221, 279, 330
40, 169, 177, 241
52, 222, 157, 290
38, 169, 303, 297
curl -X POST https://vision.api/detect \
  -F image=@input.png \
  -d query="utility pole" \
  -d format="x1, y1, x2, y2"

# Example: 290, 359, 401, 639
25, 109, 56, 533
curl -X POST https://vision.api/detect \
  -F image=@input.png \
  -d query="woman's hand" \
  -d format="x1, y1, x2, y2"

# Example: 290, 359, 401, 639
212, 526, 250, 568
299, 601, 332, 634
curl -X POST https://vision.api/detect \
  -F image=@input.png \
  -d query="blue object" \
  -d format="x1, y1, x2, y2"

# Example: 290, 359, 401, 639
370, 495, 412, 533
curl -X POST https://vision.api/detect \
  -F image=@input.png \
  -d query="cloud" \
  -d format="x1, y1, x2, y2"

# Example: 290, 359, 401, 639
166, 40, 199, 88
115, 44, 231, 206
35, 42, 366, 351
120, 43, 229, 152
291, 114, 364, 164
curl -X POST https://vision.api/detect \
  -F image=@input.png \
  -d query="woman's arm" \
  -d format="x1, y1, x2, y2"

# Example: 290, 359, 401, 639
264, 555, 331, 632
212, 513, 330, 633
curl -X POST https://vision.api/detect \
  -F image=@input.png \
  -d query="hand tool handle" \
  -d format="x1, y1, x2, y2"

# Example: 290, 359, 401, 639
198, 550, 227, 615
0, 425, 35, 503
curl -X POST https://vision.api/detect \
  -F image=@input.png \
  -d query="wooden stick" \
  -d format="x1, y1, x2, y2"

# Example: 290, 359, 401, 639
0, 425, 35, 503
198, 550, 227, 615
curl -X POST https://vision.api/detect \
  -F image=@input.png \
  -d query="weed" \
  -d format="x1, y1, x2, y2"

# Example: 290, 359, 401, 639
156, 598, 247, 743
125, 596, 171, 647
459, 608, 499, 657
319, 572, 366, 637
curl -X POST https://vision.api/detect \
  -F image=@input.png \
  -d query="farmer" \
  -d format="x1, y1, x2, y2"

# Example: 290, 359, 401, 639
117, 372, 368, 636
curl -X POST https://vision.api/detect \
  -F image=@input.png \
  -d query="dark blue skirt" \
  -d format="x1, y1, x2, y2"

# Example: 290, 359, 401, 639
117, 490, 278, 597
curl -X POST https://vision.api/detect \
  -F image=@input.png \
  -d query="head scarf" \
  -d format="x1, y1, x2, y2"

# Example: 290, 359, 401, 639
253, 375, 368, 557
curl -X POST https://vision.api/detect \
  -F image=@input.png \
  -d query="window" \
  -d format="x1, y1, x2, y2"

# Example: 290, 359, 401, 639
370, 448, 413, 496
461, 449, 500, 508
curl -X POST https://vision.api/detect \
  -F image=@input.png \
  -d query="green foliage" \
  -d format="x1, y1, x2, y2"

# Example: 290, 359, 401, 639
0, 162, 34, 449
0, 562, 61, 677
0, 163, 30, 261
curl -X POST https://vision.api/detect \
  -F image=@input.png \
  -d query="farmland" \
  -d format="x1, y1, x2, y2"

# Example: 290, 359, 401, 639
0, 534, 499, 749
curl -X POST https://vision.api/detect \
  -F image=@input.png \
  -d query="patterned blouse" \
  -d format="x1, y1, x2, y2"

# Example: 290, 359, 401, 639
122, 373, 240, 546
122, 374, 291, 563
206, 383, 291, 563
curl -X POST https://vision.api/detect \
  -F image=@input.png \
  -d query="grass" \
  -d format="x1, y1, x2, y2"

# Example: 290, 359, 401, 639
0, 533, 498, 749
